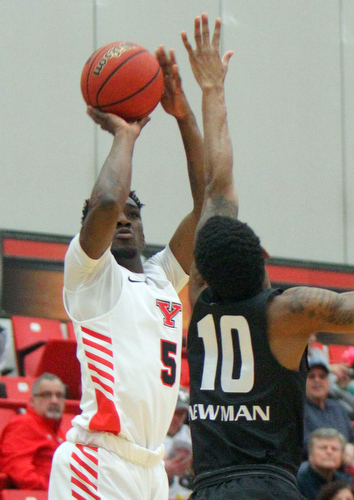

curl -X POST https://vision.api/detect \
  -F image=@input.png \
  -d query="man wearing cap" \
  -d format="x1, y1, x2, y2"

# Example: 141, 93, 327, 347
164, 386, 193, 499
304, 359, 354, 462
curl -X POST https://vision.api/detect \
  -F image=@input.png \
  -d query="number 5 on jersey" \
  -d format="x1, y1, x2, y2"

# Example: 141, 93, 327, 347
161, 340, 177, 386
198, 315, 255, 393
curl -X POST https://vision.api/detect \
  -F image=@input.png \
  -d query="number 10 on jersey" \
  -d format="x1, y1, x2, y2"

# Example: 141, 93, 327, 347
197, 315, 255, 393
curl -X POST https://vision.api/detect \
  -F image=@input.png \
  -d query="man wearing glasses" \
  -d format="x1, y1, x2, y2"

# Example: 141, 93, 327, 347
0, 372, 66, 490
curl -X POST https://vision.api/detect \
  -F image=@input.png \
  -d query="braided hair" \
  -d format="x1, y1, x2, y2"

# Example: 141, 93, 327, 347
81, 190, 144, 224
194, 216, 265, 302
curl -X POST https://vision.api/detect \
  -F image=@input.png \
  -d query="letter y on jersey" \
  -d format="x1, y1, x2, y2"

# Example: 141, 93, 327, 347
156, 300, 182, 328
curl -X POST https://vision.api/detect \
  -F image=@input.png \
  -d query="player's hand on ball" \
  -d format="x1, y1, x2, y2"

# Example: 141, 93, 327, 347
87, 106, 150, 137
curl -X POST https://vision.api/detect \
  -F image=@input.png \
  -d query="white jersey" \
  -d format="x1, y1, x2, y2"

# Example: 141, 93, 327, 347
63, 234, 188, 451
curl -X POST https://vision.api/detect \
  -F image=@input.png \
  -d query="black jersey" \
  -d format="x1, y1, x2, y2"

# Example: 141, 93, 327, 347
187, 287, 307, 479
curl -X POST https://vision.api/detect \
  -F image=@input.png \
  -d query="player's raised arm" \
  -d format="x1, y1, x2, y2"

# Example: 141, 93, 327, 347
264, 285, 354, 370
271, 286, 354, 337
79, 108, 149, 260
155, 46, 204, 274
182, 14, 237, 228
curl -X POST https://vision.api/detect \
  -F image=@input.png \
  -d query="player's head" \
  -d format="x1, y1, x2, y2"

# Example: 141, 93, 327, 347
30, 372, 66, 420
81, 191, 145, 264
81, 190, 144, 224
194, 216, 265, 302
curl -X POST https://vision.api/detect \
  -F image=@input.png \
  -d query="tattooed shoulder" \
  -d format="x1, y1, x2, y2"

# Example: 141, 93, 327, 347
287, 287, 354, 325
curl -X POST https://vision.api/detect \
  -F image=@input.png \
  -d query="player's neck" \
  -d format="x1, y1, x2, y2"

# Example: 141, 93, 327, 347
112, 248, 144, 273
116, 255, 144, 273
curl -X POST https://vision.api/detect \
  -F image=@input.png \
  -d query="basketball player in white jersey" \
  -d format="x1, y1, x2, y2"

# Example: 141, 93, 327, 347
48, 47, 204, 500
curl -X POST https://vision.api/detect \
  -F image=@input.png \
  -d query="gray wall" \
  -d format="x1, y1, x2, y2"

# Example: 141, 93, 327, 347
1, 0, 354, 264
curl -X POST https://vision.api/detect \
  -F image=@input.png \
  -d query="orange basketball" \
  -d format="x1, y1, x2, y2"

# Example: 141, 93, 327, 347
81, 41, 164, 121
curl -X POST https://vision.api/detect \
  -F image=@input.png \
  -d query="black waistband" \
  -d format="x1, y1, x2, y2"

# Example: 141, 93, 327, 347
193, 464, 298, 492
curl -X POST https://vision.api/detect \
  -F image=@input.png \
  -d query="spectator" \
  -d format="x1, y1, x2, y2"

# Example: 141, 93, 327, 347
0, 372, 66, 490
304, 360, 354, 462
164, 386, 193, 499
316, 479, 354, 500
308, 336, 354, 419
308, 336, 348, 380
297, 428, 352, 500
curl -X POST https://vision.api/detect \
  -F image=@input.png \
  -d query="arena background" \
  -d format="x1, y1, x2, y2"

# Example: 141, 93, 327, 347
1, 0, 354, 267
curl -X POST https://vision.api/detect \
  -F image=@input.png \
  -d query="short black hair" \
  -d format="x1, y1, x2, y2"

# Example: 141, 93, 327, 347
81, 190, 144, 224
194, 216, 265, 302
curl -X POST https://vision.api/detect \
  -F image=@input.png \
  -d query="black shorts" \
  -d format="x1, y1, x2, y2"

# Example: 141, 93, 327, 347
190, 466, 306, 500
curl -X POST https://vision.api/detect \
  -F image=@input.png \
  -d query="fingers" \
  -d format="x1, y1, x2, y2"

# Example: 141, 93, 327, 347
137, 116, 151, 129
222, 50, 234, 70
211, 17, 221, 49
86, 106, 107, 124
182, 14, 222, 53
156, 46, 178, 78
181, 30, 193, 55
169, 48, 177, 67
201, 13, 211, 48
155, 45, 169, 72
194, 16, 202, 49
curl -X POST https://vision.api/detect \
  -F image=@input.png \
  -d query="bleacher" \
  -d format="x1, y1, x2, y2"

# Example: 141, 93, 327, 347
0, 316, 81, 498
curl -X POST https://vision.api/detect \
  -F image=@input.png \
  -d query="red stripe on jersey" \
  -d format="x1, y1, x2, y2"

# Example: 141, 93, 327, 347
81, 326, 112, 344
71, 452, 98, 479
91, 375, 114, 396
88, 363, 114, 383
71, 476, 101, 500
85, 350, 114, 369
76, 445, 98, 465
83, 337, 113, 357
70, 463, 97, 490
89, 388, 120, 434
72, 490, 92, 500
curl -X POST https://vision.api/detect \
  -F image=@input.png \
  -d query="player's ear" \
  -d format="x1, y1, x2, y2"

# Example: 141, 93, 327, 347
262, 247, 270, 259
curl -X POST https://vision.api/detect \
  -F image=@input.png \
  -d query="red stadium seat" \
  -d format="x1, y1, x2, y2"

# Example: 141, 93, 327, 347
0, 376, 34, 410
10, 316, 81, 400
11, 316, 63, 376
34, 339, 81, 400
0, 376, 34, 401
328, 344, 348, 364
60, 412, 74, 436
1, 490, 47, 500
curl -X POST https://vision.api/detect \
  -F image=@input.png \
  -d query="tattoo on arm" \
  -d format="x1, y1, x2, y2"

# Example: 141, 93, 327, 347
289, 287, 354, 326
198, 197, 238, 230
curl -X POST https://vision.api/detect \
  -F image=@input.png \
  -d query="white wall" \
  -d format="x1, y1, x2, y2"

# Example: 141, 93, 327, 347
0, 0, 353, 265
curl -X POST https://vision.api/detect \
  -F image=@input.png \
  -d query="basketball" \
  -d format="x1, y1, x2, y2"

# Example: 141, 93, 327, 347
81, 41, 164, 121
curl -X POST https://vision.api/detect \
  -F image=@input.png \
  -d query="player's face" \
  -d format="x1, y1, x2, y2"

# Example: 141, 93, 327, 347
306, 368, 329, 403
30, 379, 66, 420
310, 437, 343, 470
111, 203, 145, 257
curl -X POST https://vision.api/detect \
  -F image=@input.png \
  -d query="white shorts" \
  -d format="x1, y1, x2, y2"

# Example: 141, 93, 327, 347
49, 428, 168, 500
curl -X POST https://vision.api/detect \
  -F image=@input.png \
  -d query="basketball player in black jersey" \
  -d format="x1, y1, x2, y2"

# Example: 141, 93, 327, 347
182, 14, 354, 500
